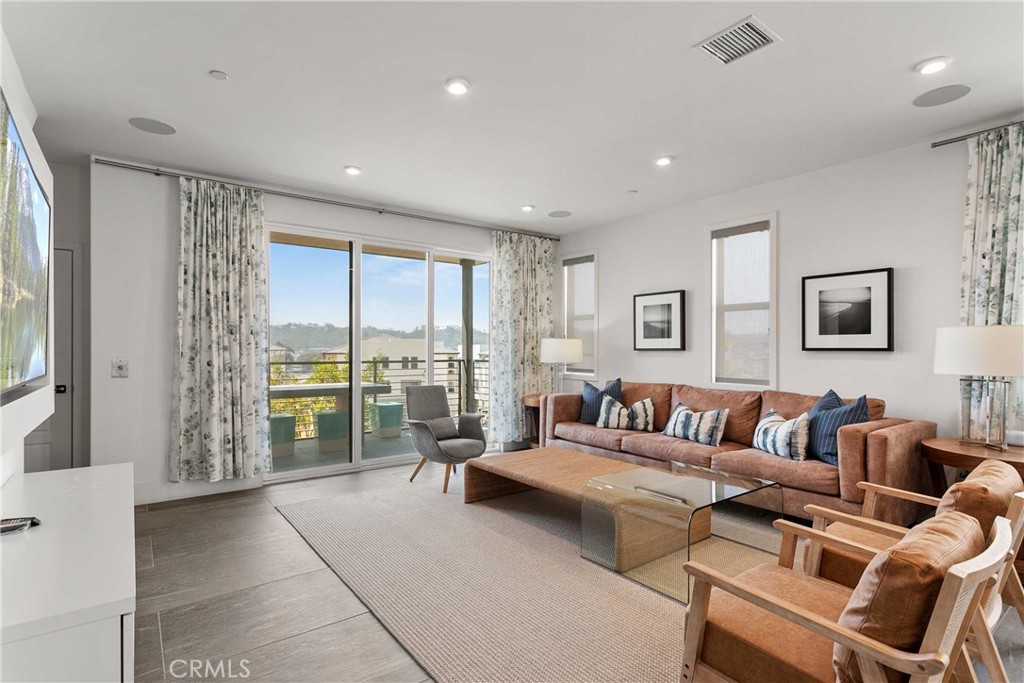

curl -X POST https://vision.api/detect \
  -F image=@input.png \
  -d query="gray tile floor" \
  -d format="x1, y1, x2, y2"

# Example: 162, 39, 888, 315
271, 434, 418, 473
134, 462, 441, 683
135, 461, 1024, 683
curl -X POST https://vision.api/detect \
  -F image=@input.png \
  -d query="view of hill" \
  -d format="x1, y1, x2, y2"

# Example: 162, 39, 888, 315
271, 323, 489, 355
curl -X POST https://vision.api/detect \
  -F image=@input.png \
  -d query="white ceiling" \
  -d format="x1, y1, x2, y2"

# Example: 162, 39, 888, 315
3, 2, 1022, 235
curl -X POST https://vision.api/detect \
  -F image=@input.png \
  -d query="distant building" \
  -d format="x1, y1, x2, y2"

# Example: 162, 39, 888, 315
269, 343, 295, 362
323, 335, 461, 398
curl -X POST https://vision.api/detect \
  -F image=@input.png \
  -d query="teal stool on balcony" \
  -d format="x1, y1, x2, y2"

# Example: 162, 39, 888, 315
371, 402, 404, 438
270, 414, 296, 457
316, 411, 350, 453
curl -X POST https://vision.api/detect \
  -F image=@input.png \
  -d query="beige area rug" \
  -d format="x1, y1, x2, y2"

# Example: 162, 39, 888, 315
277, 485, 689, 683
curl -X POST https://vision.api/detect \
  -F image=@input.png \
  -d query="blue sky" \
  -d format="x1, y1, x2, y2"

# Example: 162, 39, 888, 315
269, 243, 489, 331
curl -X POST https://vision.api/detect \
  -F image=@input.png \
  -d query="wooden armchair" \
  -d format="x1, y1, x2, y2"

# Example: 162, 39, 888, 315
801, 481, 1024, 682
681, 514, 1012, 683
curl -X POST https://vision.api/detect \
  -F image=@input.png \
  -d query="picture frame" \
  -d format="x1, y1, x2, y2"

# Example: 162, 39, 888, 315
802, 268, 893, 351
634, 290, 685, 351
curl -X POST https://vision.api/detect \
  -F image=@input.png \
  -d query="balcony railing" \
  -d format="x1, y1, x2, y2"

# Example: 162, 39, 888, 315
268, 358, 488, 441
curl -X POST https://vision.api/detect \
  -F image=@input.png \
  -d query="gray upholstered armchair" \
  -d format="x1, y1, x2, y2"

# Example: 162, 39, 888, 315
405, 385, 487, 493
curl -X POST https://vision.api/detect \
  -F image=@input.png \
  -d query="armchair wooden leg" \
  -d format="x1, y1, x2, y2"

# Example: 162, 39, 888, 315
410, 458, 427, 483
443, 463, 453, 493
1003, 569, 1024, 624
967, 612, 1008, 683
453, 464, 457, 474
952, 645, 979, 683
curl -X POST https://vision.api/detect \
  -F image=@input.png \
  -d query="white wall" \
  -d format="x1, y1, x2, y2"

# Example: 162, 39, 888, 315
558, 141, 967, 435
0, 29, 55, 486
90, 163, 492, 503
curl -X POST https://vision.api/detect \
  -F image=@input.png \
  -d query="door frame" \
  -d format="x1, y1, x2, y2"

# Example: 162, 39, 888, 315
55, 241, 86, 469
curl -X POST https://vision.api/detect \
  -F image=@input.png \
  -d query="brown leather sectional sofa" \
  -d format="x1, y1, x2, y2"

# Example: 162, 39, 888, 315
539, 381, 937, 525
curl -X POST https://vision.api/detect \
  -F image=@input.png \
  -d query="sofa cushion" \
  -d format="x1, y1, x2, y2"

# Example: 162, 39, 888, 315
672, 385, 762, 447
621, 382, 674, 431
710, 448, 840, 495
701, 563, 850, 683
553, 422, 633, 452
761, 390, 885, 422
621, 434, 744, 467
834, 511, 984, 683
581, 378, 622, 424
936, 459, 1024, 536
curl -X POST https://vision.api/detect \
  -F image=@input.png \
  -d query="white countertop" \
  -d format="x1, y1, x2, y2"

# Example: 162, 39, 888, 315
1, 463, 136, 644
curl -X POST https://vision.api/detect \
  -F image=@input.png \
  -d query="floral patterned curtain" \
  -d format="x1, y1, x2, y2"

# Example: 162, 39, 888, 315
171, 177, 271, 481
489, 230, 556, 442
961, 123, 1024, 437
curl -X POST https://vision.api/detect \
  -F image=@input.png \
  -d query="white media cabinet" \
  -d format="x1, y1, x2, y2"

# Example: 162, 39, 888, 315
1, 463, 136, 682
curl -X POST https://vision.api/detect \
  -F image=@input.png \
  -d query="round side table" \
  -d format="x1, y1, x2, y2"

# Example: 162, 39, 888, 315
921, 438, 1024, 495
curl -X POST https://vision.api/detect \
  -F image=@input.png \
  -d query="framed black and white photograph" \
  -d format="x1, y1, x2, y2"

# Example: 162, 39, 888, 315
634, 290, 685, 350
802, 268, 893, 351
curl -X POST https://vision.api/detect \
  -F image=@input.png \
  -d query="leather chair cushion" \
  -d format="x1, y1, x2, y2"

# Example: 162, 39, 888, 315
817, 522, 899, 590
834, 511, 985, 683
936, 459, 1024, 535
700, 563, 851, 683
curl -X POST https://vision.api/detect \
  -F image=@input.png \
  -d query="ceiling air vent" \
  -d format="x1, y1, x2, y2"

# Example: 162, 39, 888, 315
694, 15, 781, 65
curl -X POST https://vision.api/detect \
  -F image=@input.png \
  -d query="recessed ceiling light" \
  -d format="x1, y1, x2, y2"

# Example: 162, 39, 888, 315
343, 166, 362, 176
915, 57, 951, 75
444, 77, 471, 96
655, 156, 675, 167
129, 117, 176, 135
548, 210, 572, 218
208, 70, 229, 81
521, 205, 535, 212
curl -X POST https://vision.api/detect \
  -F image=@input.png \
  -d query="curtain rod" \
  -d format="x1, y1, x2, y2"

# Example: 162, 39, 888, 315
931, 120, 1024, 148
91, 156, 560, 242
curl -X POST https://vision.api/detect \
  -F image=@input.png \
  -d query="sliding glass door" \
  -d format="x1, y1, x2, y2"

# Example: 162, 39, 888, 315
268, 234, 353, 473
266, 233, 490, 478
360, 245, 427, 460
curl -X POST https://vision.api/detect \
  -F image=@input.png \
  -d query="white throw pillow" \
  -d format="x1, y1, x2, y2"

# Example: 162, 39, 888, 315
596, 395, 655, 432
662, 404, 729, 446
753, 410, 810, 460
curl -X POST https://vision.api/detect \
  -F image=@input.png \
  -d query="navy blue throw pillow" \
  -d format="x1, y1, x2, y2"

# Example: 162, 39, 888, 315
580, 378, 622, 424
809, 394, 869, 466
810, 389, 844, 418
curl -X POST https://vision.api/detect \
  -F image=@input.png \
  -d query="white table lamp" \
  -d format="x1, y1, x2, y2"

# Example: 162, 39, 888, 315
540, 338, 583, 392
934, 325, 1024, 450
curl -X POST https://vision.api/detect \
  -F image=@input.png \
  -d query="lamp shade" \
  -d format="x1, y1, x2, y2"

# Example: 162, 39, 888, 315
934, 325, 1024, 376
540, 337, 583, 364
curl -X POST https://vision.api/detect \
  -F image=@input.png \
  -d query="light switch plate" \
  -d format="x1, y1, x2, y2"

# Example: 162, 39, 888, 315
111, 358, 129, 378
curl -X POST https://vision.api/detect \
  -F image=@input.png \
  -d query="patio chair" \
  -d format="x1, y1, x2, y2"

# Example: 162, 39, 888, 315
405, 385, 486, 493
681, 512, 1012, 683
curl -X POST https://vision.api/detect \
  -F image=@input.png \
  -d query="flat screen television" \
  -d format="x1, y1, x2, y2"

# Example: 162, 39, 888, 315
0, 88, 51, 405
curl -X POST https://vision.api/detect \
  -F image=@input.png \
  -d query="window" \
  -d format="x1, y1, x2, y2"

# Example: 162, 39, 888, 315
401, 356, 410, 370
563, 254, 597, 375
711, 219, 774, 386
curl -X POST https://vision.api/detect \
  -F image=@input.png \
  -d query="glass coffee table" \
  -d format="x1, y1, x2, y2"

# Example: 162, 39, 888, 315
580, 461, 783, 603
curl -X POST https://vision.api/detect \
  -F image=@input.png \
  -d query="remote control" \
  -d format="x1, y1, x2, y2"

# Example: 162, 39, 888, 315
1, 517, 41, 535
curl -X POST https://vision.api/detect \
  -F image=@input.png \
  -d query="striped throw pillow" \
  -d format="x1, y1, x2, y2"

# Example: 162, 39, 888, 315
597, 395, 655, 432
580, 378, 623, 424
753, 410, 811, 460
809, 394, 869, 466
663, 404, 729, 446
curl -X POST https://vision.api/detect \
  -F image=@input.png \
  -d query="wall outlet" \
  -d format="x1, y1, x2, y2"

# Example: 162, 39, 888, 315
111, 358, 129, 378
